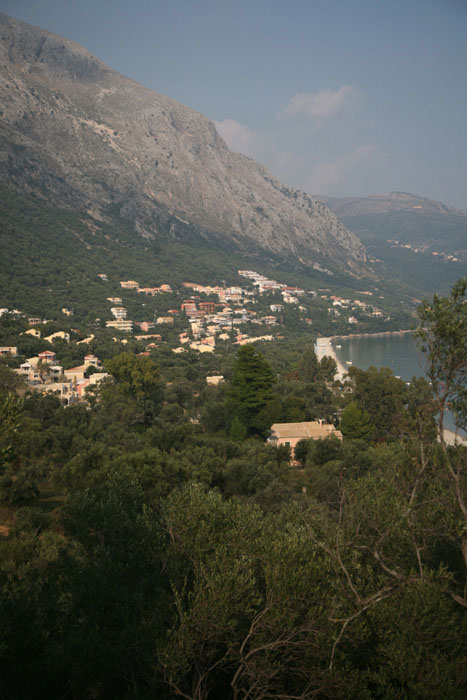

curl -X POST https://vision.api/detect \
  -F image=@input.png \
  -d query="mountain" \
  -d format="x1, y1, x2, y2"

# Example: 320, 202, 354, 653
0, 12, 365, 275
318, 192, 467, 256
318, 192, 467, 294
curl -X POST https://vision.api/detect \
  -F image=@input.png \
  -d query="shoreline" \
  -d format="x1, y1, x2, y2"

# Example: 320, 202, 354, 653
315, 329, 414, 382
315, 337, 348, 381
328, 329, 413, 341
443, 428, 467, 447
315, 333, 467, 443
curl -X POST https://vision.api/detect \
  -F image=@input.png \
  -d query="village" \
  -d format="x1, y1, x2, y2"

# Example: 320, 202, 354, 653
0, 269, 397, 408
99, 269, 391, 352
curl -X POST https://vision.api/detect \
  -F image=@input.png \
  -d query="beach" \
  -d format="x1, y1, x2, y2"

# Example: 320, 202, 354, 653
443, 428, 467, 447
315, 337, 348, 381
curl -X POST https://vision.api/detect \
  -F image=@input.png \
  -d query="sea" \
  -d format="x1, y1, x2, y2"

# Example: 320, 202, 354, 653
331, 331, 465, 436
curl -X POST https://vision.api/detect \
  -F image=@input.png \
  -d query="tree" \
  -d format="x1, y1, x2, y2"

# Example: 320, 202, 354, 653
228, 344, 275, 436
104, 352, 160, 402
229, 415, 247, 442
103, 352, 162, 425
415, 277, 467, 434
415, 278, 467, 609
340, 401, 373, 441
347, 365, 407, 441
300, 349, 320, 382
319, 355, 338, 382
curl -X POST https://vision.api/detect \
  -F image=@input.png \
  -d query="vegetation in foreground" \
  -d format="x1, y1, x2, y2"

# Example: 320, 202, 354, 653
0, 280, 466, 699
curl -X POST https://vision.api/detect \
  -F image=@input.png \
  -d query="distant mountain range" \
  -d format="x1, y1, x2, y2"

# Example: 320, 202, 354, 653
318, 192, 467, 257
0, 12, 365, 277
318, 192, 467, 294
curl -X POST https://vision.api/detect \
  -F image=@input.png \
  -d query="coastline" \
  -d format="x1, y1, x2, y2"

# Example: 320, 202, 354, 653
316, 329, 414, 382
331, 329, 413, 341
443, 428, 467, 447
315, 337, 348, 381
316, 333, 467, 443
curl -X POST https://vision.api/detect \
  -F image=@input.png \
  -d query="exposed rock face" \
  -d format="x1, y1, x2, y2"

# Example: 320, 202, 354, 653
0, 12, 366, 269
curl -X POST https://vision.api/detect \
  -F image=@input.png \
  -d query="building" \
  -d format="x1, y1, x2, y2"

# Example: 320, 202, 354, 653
37, 350, 57, 364
206, 375, 224, 386
105, 319, 133, 332
0, 346, 18, 357
120, 280, 139, 290
83, 354, 100, 367
269, 421, 343, 462
110, 307, 128, 319
199, 302, 216, 314
135, 321, 155, 332
138, 287, 160, 296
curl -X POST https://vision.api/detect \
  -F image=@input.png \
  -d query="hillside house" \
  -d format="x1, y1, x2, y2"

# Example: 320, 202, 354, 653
0, 346, 17, 357
38, 350, 57, 363
269, 421, 343, 462
206, 375, 224, 385
106, 319, 133, 332
110, 307, 127, 319
83, 354, 100, 367
135, 321, 155, 332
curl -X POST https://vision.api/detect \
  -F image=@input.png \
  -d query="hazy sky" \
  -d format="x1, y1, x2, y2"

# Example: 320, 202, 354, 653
2, 0, 467, 209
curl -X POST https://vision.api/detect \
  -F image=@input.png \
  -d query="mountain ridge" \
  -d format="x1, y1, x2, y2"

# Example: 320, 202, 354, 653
0, 11, 366, 273
317, 191, 466, 295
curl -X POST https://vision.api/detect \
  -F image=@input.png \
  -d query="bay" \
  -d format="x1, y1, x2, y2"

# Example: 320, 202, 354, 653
332, 332, 465, 436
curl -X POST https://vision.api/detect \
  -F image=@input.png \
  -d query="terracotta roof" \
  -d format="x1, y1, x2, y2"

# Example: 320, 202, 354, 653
270, 421, 342, 440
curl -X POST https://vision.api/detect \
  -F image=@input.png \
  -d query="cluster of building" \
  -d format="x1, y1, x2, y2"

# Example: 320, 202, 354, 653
388, 241, 461, 263
103, 280, 174, 333
119, 280, 172, 294
14, 351, 108, 405
172, 283, 283, 353
325, 294, 385, 322
105, 296, 133, 333
238, 270, 305, 304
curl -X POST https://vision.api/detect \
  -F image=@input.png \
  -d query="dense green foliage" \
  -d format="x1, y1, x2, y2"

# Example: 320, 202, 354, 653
0, 186, 416, 332
0, 284, 466, 699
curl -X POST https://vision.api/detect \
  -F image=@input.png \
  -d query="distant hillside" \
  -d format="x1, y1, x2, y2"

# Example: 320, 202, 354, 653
0, 12, 365, 276
318, 192, 467, 294
2, 188, 373, 323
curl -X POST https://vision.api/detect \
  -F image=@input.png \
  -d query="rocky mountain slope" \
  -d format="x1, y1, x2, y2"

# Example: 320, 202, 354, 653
0, 12, 365, 272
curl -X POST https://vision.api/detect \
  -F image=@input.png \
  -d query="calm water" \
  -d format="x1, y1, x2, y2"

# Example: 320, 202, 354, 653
332, 332, 464, 436
332, 332, 426, 381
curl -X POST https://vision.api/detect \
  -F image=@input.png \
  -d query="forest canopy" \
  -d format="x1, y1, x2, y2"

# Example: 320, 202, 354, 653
0, 280, 466, 699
